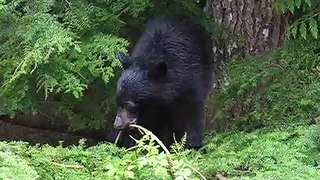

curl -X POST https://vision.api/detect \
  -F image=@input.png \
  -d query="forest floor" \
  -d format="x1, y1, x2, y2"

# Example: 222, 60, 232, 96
0, 120, 98, 146
0, 120, 318, 179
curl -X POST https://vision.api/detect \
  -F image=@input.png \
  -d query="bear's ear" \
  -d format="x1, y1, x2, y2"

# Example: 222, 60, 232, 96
117, 52, 131, 69
147, 61, 167, 82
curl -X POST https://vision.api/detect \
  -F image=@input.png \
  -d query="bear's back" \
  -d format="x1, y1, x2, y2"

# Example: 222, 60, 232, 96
131, 15, 212, 67
130, 15, 214, 100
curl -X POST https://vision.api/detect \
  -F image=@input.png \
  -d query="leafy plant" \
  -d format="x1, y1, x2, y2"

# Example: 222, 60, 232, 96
0, 0, 209, 131
200, 125, 320, 179
0, 124, 319, 179
0, 125, 207, 180
208, 36, 320, 131
275, 0, 320, 39
0, 0, 152, 129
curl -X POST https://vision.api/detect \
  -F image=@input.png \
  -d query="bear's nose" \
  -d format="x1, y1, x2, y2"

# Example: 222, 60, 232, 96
113, 116, 126, 130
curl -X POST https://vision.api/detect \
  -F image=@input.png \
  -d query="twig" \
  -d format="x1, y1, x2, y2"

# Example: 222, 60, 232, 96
129, 125, 208, 180
185, 163, 208, 180
125, 145, 138, 152
129, 124, 174, 179
215, 173, 228, 180
115, 130, 123, 144
129, 124, 170, 154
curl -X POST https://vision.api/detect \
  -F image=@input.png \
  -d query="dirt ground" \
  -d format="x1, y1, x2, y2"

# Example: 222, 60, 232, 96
0, 120, 99, 147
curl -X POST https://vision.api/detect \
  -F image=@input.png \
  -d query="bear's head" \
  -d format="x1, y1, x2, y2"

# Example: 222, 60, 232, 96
113, 52, 170, 130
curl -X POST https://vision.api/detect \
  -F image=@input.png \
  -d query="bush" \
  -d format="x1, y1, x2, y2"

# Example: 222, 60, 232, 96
0, 0, 153, 130
209, 37, 320, 130
0, 0, 209, 132
0, 124, 319, 179
199, 125, 320, 179
0, 126, 205, 180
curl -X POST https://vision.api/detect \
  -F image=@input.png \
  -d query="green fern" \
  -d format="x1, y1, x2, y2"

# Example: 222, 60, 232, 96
0, 0, 150, 120
275, 0, 320, 39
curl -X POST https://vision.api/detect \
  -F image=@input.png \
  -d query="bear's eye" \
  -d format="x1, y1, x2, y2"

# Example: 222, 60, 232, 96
124, 101, 135, 107
124, 101, 139, 114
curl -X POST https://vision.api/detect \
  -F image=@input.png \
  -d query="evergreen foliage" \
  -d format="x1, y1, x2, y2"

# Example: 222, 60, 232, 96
0, 0, 208, 130
275, 0, 320, 39
209, 37, 320, 130
0, 124, 319, 179
0, 0, 152, 129
1, 0, 320, 179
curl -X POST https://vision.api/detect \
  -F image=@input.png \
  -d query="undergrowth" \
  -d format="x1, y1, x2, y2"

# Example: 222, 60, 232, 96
2, 29, 320, 180
201, 125, 320, 179
0, 124, 319, 179
0, 126, 204, 180
210, 38, 320, 130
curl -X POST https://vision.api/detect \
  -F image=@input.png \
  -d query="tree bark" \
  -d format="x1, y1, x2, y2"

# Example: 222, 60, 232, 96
205, 0, 289, 56
203, 0, 290, 131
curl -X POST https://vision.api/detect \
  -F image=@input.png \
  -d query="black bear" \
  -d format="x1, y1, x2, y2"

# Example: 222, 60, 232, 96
113, 14, 213, 149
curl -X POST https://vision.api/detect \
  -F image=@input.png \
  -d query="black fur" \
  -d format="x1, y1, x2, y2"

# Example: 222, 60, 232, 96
115, 14, 213, 149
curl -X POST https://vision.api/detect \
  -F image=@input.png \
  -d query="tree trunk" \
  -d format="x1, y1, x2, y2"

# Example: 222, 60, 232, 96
203, 0, 290, 131
205, 0, 289, 56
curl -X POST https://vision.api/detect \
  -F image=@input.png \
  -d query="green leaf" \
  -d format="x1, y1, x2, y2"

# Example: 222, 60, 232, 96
287, 0, 295, 13
126, 171, 135, 179
299, 22, 307, 39
291, 24, 298, 38
309, 18, 318, 39
72, 91, 80, 99
0, 0, 4, 10
277, 0, 287, 12
304, 0, 312, 7
295, 0, 302, 8
175, 176, 185, 180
